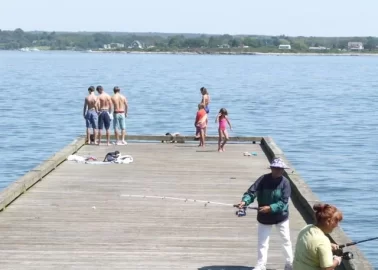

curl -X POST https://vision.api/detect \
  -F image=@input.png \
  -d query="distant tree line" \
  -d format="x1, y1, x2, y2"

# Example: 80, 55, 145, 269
1, 28, 378, 52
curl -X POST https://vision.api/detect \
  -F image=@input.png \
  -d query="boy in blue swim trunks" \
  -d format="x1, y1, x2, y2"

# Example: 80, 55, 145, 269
96, 85, 113, 146
83, 86, 98, 144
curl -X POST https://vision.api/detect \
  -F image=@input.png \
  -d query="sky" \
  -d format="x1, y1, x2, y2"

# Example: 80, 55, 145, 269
0, 0, 377, 37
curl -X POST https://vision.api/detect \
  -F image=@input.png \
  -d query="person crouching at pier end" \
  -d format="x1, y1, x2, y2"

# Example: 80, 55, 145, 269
293, 203, 344, 270
236, 157, 293, 270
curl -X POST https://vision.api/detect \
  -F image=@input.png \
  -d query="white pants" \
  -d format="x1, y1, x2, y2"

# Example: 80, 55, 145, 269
256, 219, 293, 266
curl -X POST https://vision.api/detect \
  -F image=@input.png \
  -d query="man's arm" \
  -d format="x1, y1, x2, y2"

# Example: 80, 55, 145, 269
241, 175, 264, 206
108, 96, 113, 114
124, 96, 128, 116
269, 178, 291, 213
83, 98, 87, 118
95, 97, 99, 112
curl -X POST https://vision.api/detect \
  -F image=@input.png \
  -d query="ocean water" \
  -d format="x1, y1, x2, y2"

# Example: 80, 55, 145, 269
0, 51, 377, 267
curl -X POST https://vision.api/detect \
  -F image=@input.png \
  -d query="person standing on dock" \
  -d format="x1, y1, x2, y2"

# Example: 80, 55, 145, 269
96, 85, 113, 146
292, 203, 344, 270
195, 103, 207, 147
215, 108, 232, 152
83, 86, 98, 144
111, 86, 128, 145
196, 87, 211, 138
237, 157, 293, 270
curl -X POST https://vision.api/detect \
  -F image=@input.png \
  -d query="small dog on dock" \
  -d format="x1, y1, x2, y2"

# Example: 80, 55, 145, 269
162, 132, 181, 143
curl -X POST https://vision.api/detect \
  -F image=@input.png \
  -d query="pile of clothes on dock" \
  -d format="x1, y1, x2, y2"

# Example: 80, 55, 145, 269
67, 150, 133, 165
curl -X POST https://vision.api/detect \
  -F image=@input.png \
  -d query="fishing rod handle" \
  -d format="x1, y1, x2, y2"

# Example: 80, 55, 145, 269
339, 242, 355, 249
233, 204, 258, 210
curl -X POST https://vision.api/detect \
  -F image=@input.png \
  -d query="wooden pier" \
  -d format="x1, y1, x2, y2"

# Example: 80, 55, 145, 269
0, 135, 373, 270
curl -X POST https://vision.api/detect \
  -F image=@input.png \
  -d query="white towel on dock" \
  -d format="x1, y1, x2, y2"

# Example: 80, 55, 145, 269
67, 154, 87, 163
85, 155, 134, 165
114, 155, 134, 164
68, 154, 133, 165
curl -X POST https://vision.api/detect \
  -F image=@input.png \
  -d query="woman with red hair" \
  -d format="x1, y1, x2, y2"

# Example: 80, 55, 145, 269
293, 203, 344, 270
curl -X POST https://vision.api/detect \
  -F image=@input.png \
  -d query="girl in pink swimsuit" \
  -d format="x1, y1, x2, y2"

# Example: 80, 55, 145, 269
215, 108, 232, 152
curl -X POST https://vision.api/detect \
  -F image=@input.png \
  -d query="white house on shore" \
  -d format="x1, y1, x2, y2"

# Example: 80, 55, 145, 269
278, 44, 291, 50
309, 46, 329, 50
103, 43, 125, 49
348, 42, 364, 51
128, 40, 144, 49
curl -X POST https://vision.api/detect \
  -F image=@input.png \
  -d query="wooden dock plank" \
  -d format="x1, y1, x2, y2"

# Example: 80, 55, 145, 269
0, 142, 335, 269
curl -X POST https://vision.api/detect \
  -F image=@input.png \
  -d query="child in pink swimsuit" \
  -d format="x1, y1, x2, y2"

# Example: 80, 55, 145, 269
215, 108, 232, 152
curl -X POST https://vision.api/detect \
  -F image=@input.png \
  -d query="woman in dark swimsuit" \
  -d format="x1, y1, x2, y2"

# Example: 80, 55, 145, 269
196, 87, 211, 138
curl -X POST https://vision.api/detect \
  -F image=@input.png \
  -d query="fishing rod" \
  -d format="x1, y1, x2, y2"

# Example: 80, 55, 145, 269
333, 236, 378, 261
339, 236, 378, 249
120, 194, 258, 217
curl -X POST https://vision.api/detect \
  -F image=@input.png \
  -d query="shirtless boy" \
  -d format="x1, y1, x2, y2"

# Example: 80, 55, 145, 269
83, 86, 98, 144
95, 85, 113, 145
111, 86, 128, 145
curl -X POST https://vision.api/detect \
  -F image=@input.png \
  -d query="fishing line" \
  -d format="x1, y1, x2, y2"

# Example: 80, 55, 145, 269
120, 194, 258, 210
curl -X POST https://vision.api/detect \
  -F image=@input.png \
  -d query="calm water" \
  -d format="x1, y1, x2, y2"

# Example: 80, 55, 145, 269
1, 51, 378, 266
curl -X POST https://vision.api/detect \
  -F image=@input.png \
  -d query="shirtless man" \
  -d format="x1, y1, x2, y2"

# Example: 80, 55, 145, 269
111, 86, 128, 145
95, 85, 113, 145
83, 86, 98, 144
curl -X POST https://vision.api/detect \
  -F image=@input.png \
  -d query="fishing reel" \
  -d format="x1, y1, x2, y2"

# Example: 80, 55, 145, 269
235, 207, 247, 217
334, 249, 354, 261
233, 204, 259, 217
342, 251, 354, 260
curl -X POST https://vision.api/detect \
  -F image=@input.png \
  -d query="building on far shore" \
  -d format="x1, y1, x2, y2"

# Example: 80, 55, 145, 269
309, 46, 330, 50
348, 42, 364, 51
278, 44, 291, 50
128, 40, 144, 49
218, 44, 231, 49
103, 43, 125, 49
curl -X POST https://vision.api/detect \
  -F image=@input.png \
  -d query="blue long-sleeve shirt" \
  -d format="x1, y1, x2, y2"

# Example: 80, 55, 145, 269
242, 173, 291, 225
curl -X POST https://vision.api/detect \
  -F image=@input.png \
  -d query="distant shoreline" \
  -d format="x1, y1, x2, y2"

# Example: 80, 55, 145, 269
89, 50, 378, 57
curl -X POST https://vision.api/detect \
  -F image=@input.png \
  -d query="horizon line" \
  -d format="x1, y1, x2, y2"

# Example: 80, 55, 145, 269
1, 28, 377, 38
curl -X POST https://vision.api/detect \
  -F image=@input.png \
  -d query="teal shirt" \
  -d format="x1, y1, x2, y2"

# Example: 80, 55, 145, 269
242, 173, 291, 224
